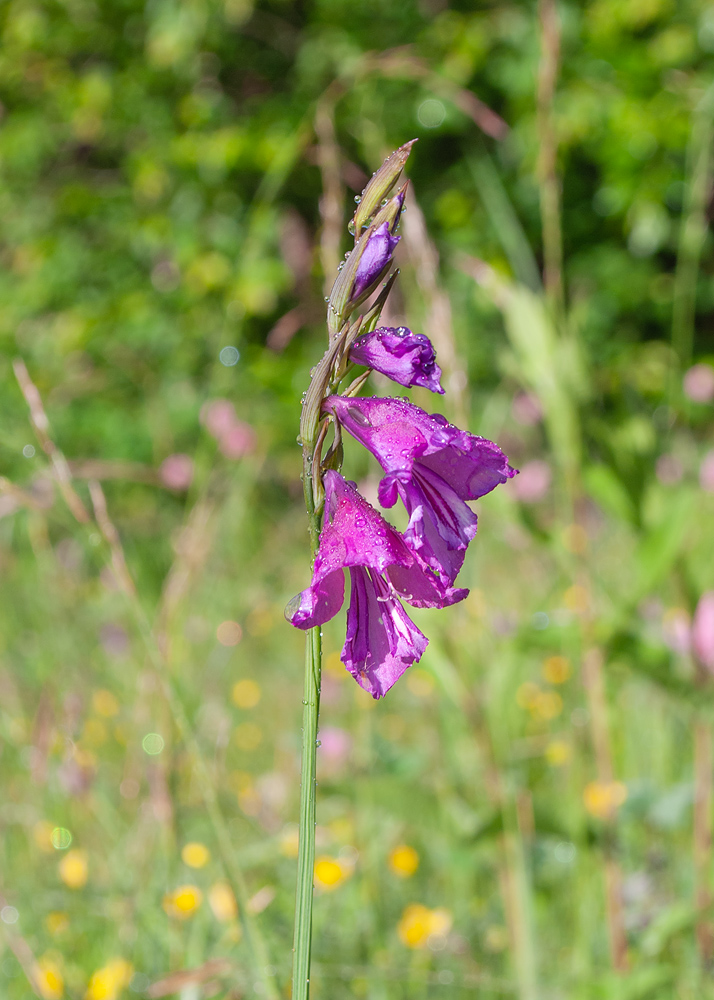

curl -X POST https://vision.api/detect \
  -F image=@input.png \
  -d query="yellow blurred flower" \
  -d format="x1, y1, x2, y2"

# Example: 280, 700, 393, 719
388, 845, 419, 878
35, 956, 63, 999
484, 924, 509, 952
397, 904, 453, 949
85, 958, 133, 1000
163, 885, 203, 919
516, 682, 540, 709
545, 740, 571, 767
92, 690, 120, 717
82, 718, 108, 746
234, 722, 262, 751
45, 912, 69, 935
208, 881, 238, 922
542, 655, 572, 685
314, 856, 350, 892
59, 850, 88, 889
563, 584, 589, 614
583, 780, 627, 820
33, 820, 55, 853
279, 824, 300, 859
530, 690, 563, 721
181, 842, 210, 868
232, 679, 261, 708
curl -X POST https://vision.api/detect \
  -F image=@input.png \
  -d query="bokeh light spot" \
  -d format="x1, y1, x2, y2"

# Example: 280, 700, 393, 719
217, 620, 243, 646
142, 733, 164, 755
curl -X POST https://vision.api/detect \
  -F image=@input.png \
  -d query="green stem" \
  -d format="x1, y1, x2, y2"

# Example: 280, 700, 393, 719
292, 452, 324, 1000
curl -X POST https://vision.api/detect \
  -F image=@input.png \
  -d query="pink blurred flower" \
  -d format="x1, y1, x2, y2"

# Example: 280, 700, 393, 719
201, 399, 237, 439
512, 392, 543, 426
511, 460, 551, 503
683, 364, 714, 404
693, 592, 714, 673
655, 454, 683, 485
219, 422, 257, 459
160, 453, 194, 491
319, 726, 352, 763
700, 451, 714, 493
200, 399, 257, 460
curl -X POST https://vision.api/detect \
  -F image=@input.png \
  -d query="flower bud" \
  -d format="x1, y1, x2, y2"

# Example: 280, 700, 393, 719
352, 140, 416, 233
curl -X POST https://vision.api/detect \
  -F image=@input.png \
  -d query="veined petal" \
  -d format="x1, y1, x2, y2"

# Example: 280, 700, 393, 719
325, 396, 516, 501
350, 327, 444, 394
399, 466, 479, 586
342, 567, 428, 699
286, 569, 345, 630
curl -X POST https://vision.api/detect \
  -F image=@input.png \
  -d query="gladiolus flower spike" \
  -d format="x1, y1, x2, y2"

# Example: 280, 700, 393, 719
290, 139, 515, 1000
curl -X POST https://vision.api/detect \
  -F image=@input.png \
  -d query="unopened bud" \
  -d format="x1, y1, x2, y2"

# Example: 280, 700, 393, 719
352, 140, 417, 233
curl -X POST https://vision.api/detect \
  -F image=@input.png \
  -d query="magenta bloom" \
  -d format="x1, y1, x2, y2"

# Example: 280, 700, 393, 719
325, 396, 516, 586
349, 327, 444, 394
286, 470, 466, 698
352, 223, 400, 301
693, 592, 714, 674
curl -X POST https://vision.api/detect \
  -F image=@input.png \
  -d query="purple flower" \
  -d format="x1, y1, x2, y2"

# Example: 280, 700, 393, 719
693, 592, 714, 673
349, 327, 444, 394
351, 223, 400, 301
324, 396, 517, 586
286, 470, 466, 698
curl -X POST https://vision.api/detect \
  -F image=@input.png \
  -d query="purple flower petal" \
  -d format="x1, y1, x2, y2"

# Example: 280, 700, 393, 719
349, 326, 444, 394
325, 396, 516, 585
342, 567, 427, 699
286, 471, 466, 695
352, 223, 400, 301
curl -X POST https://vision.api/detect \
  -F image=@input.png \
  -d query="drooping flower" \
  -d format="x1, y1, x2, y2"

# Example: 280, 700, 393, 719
324, 396, 516, 586
286, 470, 466, 698
349, 327, 444, 394
351, 222, 400, 302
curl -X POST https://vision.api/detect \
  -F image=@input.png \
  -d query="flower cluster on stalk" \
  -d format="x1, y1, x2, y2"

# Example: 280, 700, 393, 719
287, 140, 517, 698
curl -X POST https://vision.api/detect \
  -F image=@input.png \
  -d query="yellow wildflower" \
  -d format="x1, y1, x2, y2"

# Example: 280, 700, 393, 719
530, 690, 563, 721
181, 842, 210, 868
234, 722, 262, 751
33, 820, 55, 853
545, 740, 571, 767
583, 780, 627, 820
163, 884, 203, 919
388, 845, 419, 878
516, 682, 540, 709
397, 904, 453, 949
279, 824, 300, 858
232, 679, 261, 708
59, 850, 88, 889
92, 690, 120, 717
208, 881, 238, 922
314, 856, 350, 892
45, 912, 69, 935
542, 655, 571, 685
85, 958, 133, 1000
563, 585, 589, 614
35, 956, 63, 1000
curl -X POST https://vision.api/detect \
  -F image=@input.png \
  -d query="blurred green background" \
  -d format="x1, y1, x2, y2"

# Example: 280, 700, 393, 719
2, 0, 714, 997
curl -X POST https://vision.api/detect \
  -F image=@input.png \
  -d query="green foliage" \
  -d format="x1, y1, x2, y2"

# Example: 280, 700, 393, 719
1, 0, 714, 997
